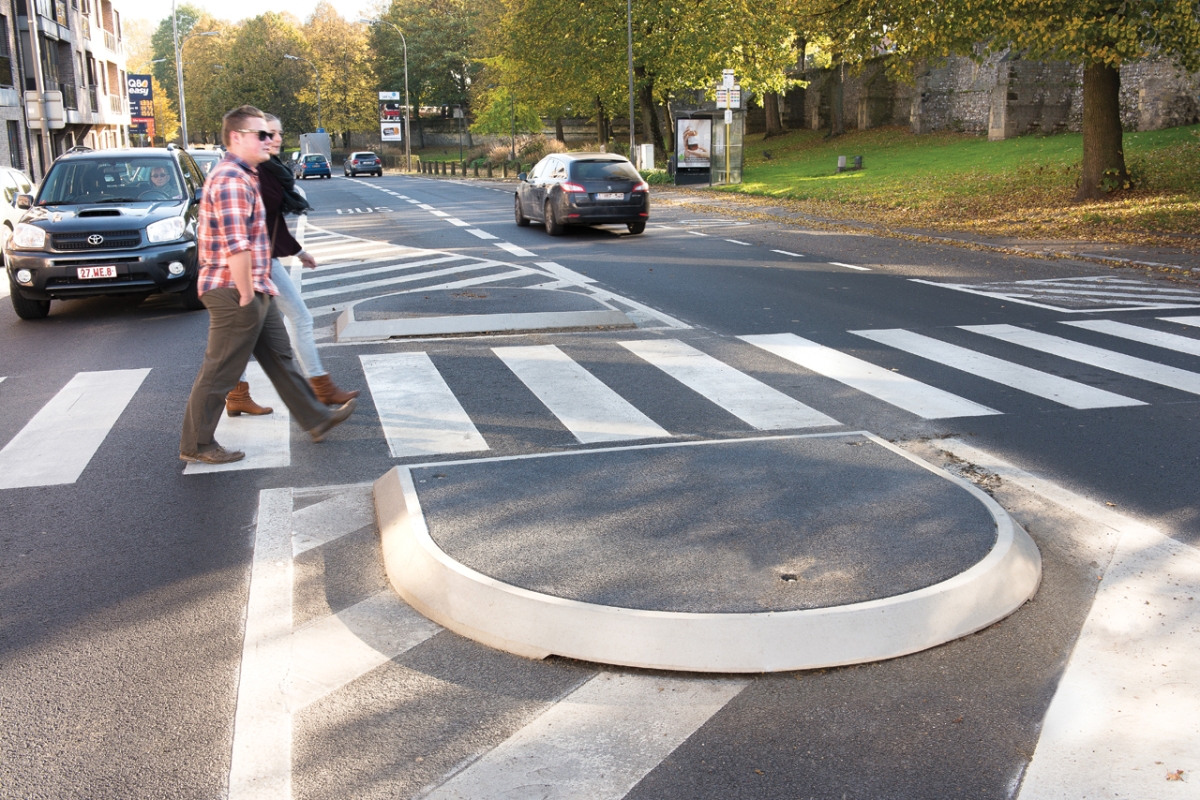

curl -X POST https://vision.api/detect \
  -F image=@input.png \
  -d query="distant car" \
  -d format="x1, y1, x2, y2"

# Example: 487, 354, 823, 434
187, 149, 223, 177
294, 153, 331, 180
515, 153, 649, 235
5, 146, 206, 319
344, 151, 382, 177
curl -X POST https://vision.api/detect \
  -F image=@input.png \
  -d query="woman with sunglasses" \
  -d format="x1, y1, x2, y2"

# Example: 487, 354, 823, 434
225, 114, 358, 416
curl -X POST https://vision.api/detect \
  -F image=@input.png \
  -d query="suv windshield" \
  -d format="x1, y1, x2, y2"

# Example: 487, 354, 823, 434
39, 157, 185, 205
356, 153, 378, 159
572, 160, 641, 181
304, 155, 326, 163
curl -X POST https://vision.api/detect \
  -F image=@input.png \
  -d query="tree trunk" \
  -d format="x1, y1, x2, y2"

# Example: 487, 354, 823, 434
763, 92, 785, 138
595, 96, 606, 145
1077, 61, 1127, 200
829, 62, 845, 137
634, 67, 667, 155
555, 116, 565, 143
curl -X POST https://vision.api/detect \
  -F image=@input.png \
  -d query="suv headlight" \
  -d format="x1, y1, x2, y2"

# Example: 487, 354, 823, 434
146, 216, 185, 243
11, 223, 46, 249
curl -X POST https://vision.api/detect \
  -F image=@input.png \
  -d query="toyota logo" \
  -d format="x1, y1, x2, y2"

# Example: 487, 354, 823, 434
87, 235, 104, 246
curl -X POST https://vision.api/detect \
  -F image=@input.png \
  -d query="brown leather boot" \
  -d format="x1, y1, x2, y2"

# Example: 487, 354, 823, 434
309, 373, 360, 406
226, 381, 274, 416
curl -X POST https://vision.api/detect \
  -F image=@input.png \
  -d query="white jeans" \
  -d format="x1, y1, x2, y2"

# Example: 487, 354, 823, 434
240, 258, 324, 381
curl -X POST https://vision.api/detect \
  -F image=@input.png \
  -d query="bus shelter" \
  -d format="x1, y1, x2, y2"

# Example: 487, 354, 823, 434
671, 107, 744, 186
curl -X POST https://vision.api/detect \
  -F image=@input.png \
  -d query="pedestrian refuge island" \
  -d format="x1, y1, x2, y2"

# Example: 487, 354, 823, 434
373, 432, 1041, 673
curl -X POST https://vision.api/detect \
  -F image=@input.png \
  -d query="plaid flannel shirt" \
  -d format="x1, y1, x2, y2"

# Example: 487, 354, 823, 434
196, 154, 275, 296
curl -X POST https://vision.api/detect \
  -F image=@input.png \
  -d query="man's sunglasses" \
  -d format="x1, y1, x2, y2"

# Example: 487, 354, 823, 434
235, 128, 274, 141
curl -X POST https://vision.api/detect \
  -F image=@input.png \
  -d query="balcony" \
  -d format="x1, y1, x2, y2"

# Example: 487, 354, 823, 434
81, 16, 90, 41
102, 29, 120, 53
107, 93, 121, 113
60, 82, 76, 110
86, 84, 97, 113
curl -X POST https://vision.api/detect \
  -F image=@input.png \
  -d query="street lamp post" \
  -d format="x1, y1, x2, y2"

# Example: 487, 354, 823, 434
359, 18, 410, 172
171, 2, 219, 147
627, 0, 635, 159
284, 54, 322, 131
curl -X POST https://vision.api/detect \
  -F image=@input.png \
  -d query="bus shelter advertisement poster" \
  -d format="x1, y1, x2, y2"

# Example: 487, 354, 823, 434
379, 91, 403, 141
677, 119, 711, 167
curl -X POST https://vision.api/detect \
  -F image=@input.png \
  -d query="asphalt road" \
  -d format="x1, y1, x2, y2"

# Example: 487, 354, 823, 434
2, 172, 1197, 800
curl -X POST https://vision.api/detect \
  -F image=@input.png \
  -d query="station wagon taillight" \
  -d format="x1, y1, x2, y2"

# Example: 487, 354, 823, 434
632, 181, 649, 193
560, 182, 587, 193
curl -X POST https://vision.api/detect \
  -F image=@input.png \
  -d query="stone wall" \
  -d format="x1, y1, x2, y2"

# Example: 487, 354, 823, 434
789, 53, 1199, 139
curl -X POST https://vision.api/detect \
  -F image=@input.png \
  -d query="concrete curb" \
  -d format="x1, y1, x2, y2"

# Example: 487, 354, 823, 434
373, 433, 1042, 673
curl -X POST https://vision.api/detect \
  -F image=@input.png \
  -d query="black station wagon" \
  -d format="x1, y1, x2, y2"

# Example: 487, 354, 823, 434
515, 153, 650, 235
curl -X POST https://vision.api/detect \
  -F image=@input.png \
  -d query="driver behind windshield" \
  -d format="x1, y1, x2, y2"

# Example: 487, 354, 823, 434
141, 164, 182, 200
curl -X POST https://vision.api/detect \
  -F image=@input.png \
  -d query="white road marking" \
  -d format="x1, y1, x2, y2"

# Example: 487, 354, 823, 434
1062, 319, 1200, 357
301, 254, 469, 286
494, 242, 537, 257
830, 261, 871, 271
291, 484, 376, 557
771, 249, 804, 257
360, 352, 489, 458
428, 209, 450, 217
620, 339, 840, 429
284, 591, 441, 712
0, 275, 10, 299
302, 262, 504, 301
417, 204, 435, 210
687, 231, 708, 237
406, 199, 420, 204
445, 218, 471, 226
422, 673, 747, 800
962, 324, 1200, 396
466, 228, 498, 240
227, 487, 293, 800
1164, 315, 1200, 329
0, 368, 150, 489
303, 242, 405, 260
851, 328, 1144, 409
185, 362, 291, 474
725, 238, 751, 245
741, 333, 1000, 418
930, 440, 1200, 800
493, 345, 670, 443
534, 261, 596, 284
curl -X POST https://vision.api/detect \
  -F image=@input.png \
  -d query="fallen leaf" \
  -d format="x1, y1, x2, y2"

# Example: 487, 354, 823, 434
1167, 770, 1184, 781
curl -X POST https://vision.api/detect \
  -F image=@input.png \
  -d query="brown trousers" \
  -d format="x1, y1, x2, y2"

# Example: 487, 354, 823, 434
180, 288, 328, 455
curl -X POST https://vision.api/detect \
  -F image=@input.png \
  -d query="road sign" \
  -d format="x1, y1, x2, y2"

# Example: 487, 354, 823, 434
722, 69, 735, 89
378, 91, 401, 100
716, 88, 728, 109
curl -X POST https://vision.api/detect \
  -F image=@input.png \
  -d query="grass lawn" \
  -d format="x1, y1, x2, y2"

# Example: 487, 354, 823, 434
711, 125, 1200, 248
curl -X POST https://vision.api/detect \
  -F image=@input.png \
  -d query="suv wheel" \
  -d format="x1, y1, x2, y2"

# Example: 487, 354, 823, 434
10, 287, 50, 320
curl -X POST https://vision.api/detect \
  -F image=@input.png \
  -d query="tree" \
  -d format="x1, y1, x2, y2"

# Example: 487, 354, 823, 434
470, 85, 543, 137
303, 4, 378, 147
217, 14, 312, 134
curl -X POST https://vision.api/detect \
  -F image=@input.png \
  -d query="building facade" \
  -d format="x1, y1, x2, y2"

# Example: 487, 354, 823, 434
0, 0, 129, 181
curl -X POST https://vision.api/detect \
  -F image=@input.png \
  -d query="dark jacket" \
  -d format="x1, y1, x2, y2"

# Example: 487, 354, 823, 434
260, 154, 310, 215
259, 158, 304, 259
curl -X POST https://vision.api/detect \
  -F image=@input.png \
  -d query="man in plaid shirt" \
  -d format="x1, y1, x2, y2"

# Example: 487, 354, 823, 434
180, 105, 355, 464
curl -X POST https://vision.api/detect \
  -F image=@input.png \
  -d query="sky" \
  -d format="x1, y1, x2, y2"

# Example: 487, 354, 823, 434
131, 0, 377, 28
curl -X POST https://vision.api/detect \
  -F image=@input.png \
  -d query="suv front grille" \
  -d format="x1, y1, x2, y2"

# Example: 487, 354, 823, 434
52, 230, 142, 251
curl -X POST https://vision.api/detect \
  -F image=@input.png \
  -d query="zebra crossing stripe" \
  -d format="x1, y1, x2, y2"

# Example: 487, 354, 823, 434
963, 324, 1200, 396
495, 242, 537, 257
741, 333, 1000, 419
422, 674, 745, 799
851, 328, 1145, 409
0, 368, 150, 489
620, 339, 840, 429
185, 362, 291, 475
360, 352, 489, 458
494, 345, 670, 443
1063, 319, 1200, 358
303, 242, 404, 261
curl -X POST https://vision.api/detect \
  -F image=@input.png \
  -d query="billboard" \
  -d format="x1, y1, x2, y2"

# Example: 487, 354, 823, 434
379, 92, 404, 141
130, 118, 156, 138
127, 73, 154, 118
677, 118, 711, 168
380, 123, 403, 142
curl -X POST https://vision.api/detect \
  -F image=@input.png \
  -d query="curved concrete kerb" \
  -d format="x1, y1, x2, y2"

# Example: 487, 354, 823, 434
374, 432, 1041, 673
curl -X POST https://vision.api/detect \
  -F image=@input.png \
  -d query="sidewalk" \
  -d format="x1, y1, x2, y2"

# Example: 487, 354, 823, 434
654, 187, 1200, 278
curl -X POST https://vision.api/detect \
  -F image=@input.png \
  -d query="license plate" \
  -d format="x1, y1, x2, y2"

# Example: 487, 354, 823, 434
77, 266, 117, 279
596, 192, 625, 200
